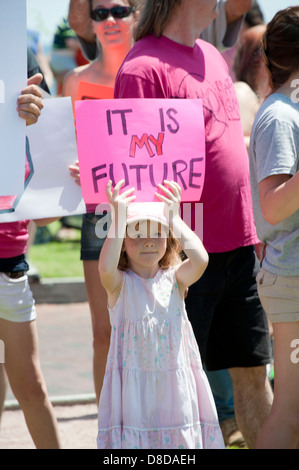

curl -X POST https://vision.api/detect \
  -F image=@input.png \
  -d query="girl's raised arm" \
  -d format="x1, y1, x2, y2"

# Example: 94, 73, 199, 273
156, 181, 208, 297
99, 180, 135, 297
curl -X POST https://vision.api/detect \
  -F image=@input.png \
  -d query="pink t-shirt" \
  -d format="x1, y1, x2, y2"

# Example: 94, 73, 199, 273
0, 221, 29, 258
114, 35, 258, 253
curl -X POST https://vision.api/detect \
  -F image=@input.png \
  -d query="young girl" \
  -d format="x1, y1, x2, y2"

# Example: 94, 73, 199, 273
249, 6, 299, 448
97, 179, 224, 449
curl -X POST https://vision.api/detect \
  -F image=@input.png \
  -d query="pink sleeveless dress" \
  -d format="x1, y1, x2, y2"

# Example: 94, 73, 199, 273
97, 268, 224, 449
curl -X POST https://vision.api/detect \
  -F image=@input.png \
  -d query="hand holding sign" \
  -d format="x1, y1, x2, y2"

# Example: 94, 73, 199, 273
75, 98, 205, 203
17, 73, 44, 126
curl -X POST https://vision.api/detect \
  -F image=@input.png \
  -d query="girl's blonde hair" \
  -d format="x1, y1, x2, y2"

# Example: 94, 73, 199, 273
134, 0, 181, 42
118, 226, 182, 271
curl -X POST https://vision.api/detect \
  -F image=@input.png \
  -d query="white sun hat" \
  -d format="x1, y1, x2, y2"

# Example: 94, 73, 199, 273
126, 202, 169, 227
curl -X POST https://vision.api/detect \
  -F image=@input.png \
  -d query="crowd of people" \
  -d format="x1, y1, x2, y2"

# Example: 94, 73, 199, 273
0, 0, 298, 450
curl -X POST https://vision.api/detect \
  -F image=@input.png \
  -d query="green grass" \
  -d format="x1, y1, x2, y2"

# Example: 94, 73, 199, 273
28, 220, 84, 278
29, 240, 83, 278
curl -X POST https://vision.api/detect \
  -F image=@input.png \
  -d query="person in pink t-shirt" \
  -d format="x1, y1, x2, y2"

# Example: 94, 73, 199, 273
0, 65, 61, 448
114, 0, 273, 449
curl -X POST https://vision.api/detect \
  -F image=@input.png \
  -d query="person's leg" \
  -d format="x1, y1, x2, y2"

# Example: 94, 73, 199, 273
80, 212, 112, 404
0, 364, 7, 426
229, 365, 273, 449
256, 321, 299, 449
205, 368, 246, 447
83, 260, 111, 405
204, 247, 273, 449
0, 318, 60, 448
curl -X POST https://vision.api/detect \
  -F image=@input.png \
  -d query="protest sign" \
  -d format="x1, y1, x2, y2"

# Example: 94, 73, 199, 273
0, 96, 86, 222
75, 98, 205, 203
0, 0, 27, 195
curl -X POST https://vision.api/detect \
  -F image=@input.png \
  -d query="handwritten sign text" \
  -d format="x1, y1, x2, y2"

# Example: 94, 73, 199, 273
75, 99, 205, 203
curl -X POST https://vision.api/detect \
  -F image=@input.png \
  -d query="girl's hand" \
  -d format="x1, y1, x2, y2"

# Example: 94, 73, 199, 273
155, 180, 181, 220
69, 160, 81, 186
106, 179, 136, 216
17, 73, 44, 126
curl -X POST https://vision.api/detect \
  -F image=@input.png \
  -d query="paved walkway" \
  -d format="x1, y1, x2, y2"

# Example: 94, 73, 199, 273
0, 301, 100, 449
0, 403, 98, 449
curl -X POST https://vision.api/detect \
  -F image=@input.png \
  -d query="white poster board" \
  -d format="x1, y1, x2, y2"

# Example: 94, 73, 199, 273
0, 96, 86, 222
0, 0, 27, 195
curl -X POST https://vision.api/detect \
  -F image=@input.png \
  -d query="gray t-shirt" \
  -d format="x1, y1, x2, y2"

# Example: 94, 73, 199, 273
249, 93, 299, 276
201, 0, 243, 51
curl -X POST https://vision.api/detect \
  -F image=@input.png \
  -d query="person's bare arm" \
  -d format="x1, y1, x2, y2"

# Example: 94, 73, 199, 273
68, 0, 95, 43
234, 81, 260, 151
99, 180, 136, 299
259, 173, 299, 226
62, 67, 82, 114
225, 0, 252, 26
33, 217, 61, 227
156, 181, 209, 298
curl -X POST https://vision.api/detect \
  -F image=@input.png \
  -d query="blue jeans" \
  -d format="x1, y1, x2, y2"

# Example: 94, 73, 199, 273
205, 368, 234, 423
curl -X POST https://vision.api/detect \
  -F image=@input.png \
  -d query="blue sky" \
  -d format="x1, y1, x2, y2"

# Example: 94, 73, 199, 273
26, 0, 299, 47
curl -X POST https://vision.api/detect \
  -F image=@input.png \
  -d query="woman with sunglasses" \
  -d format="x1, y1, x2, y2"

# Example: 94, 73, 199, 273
62, 0, 139, 408
63, 1, 138, 112
249, 6, 299, 448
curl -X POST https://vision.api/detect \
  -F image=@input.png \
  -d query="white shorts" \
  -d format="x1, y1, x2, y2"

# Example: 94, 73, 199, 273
0, 273, 36, 323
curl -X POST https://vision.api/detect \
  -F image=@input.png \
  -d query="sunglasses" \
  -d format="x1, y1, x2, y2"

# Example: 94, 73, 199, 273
90, 6, 133, 21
